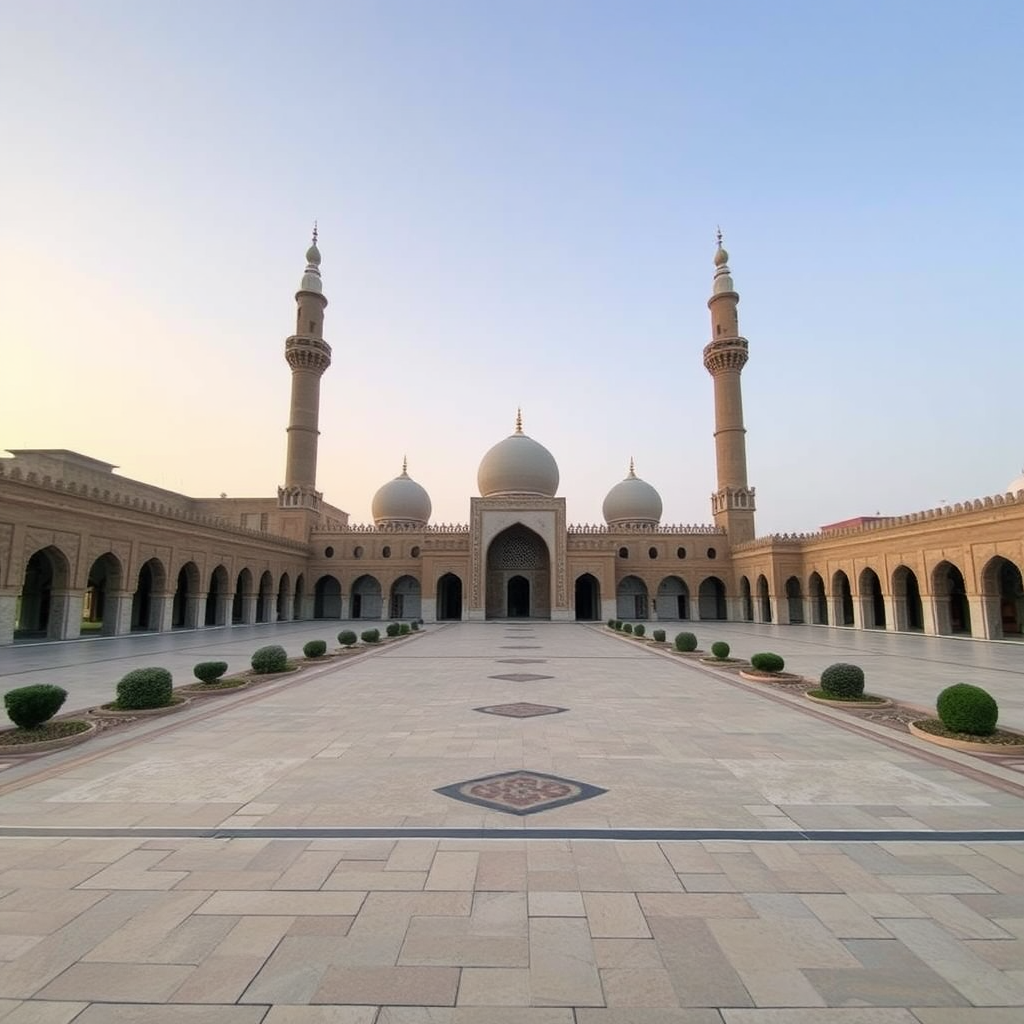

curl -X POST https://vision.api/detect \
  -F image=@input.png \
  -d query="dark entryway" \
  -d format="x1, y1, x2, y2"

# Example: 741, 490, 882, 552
508, 575, 530, 617
437, 573, 463, 620
574, 574, 600, 620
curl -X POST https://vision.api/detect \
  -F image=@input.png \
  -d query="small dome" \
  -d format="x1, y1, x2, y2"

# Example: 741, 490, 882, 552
1008, 468, 1024, 495
714, 244, 729, 267
372, 460, 432, 527
603, 460, 663, 527
478, 412, 560, 498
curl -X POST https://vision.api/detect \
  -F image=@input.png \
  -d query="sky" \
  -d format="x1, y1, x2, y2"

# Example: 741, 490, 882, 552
1, 0, 1021, 535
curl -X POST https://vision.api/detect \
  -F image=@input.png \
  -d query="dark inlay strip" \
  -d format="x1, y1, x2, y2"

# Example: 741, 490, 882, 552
0, 826, 1022, 843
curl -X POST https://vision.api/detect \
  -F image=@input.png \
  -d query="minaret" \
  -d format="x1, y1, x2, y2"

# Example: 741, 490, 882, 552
279, 227, 332, 510
702, 231, 756, 543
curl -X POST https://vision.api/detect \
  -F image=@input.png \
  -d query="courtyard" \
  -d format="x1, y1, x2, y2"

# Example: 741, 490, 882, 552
0, 621, 1020, 1021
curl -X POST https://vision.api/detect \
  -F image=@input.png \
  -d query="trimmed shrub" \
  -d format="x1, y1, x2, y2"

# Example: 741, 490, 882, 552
711, 641, 730, 660
634, 623, 646, 637
750, 652, 785, 673
117, 667, 173, 710
399, 623, 411, 635
385, 622, 401, 638
937, 683, 998, 736
411, 621, 420, 631
337, 630, 358, 647
193, 661, 228, 683
303, 640, 327, 659
4, 684, 67, 729
820, 663, 864, 698
607, 619, 616, 629
251, 645, 288, 673
675, 632, 698, 652
361, 628, 381, 644
652, 629, 666, 643
623, 623, 634, 634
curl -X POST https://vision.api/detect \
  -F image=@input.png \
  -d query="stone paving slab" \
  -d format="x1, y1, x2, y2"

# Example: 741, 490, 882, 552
0, 623, 1020, 1017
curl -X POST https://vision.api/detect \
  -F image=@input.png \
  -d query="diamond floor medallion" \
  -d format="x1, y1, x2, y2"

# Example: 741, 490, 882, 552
436, 770, 606, 815
488, 673, 554, 682
495, 658, 547, 665
474, 702, 567, 718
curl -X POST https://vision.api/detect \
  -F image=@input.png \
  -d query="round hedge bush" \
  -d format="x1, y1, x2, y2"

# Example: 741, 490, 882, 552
675, 632, 698, 652
614, 620, 623, 630
623, 623, 634, 634
361, 628, 381, 644
652, 629, 666, 643
4, 684, 67, 729
607, 619, 616, 629
634, 623, 646, 637
337, 630, 358, 647
411, 621, 420, 631
750, 652, 785, 673
385, 622, 401, 638
251, 645, 288, 673
936, 683, 998, 736
194, 661, 229, 683
117, 667, 173, 710
820, 663, 864, 698
399, 623, 411, 635
303, 640, 327, 658
711, 641, 730, 660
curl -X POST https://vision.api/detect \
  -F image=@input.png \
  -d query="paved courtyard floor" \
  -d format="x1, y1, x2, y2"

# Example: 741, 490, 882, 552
0, 622, 1021, 1021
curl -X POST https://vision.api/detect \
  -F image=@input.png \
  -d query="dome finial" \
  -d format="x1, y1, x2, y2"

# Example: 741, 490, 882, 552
312, 220, 318, 246
628, 456, 636, 478
714, 227, 729, 268
515, 408, 523, 435
401, 454, 408, 477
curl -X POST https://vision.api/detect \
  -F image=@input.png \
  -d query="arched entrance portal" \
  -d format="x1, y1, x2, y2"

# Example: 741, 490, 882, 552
932, 561, 971, 636
574, 574, 600, 620
437, 573, 463, 620
485, 525, 550, 619
17, 546, 71, 639
84, 552, 122, 635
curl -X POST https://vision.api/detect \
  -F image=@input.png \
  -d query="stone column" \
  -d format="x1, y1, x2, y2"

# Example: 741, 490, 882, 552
153, 593, 175, 632
240, 594, 258, 625
107, 592, 134, 636
51, 591, 82, 640
189, 594, 206, 630
0, 593, 17, 646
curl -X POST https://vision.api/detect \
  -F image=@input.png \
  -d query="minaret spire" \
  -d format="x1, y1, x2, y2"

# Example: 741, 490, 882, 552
515, 408, 523, 434
702, 231, 756, 543
280, 230, 333, 511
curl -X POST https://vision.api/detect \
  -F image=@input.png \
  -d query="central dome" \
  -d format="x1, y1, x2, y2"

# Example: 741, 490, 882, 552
477, 412, 560, 498
603, 460, 663, 526
372, 460, 432, 527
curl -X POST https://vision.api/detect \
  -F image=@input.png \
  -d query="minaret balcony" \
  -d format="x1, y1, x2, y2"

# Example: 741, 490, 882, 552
711, 486, 756, 514
285, 335, 332, 373
703, 336, 748, 374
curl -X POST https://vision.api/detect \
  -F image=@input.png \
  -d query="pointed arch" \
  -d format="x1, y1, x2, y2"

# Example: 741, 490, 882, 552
437, 573, 463, 620
17, 545, 73, 639
832, 570, 854, 626
808, 571, 828, 625
574, 573, 601, 620
785, 576, 804, 623
740, 575, 753, 622
698, 576, 727, 620
858, 567, 886, 629
132, 557, 167, 631
892, 565, 923, 632
486, 524, 550, 619
313, 574, 341, 618
655, 575, 689, 620
172, 561, 202, 629
293, 573, 306, 620
980, 556, 1023, 639
351, 574, 382, 619
390, 575, 421, 619
206, 564, 230, 626
277, 572, 292, 622
931, 560, 971, 636
83, 551, 123, 636
616, 575, 649, 620
233, 567, 254, 625
756, 575, 772, 623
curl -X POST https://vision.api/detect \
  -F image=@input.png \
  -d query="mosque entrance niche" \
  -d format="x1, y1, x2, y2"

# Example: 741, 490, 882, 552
698, 576, 727, 620
892, 566, 923, 632
485, 524, 550, 619
437, 573, 463, 620
507, 576, 530, 617
574, 574, 600, 620
656, 576, 689, 620
809, 572, 828, 625
616, 575, 648, 620
390, 575, 421, 619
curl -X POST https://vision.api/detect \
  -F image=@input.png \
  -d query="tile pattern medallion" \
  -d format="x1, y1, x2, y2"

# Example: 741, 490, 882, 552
487, 673, 554, 683
474, 702, 568, 718
436, 770, 607, 816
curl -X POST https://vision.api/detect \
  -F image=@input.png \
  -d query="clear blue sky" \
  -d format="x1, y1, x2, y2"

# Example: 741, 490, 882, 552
1, 1, 1021, 534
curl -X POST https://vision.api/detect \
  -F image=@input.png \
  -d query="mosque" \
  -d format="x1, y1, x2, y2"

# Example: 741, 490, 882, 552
1, 236, 1021, 646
